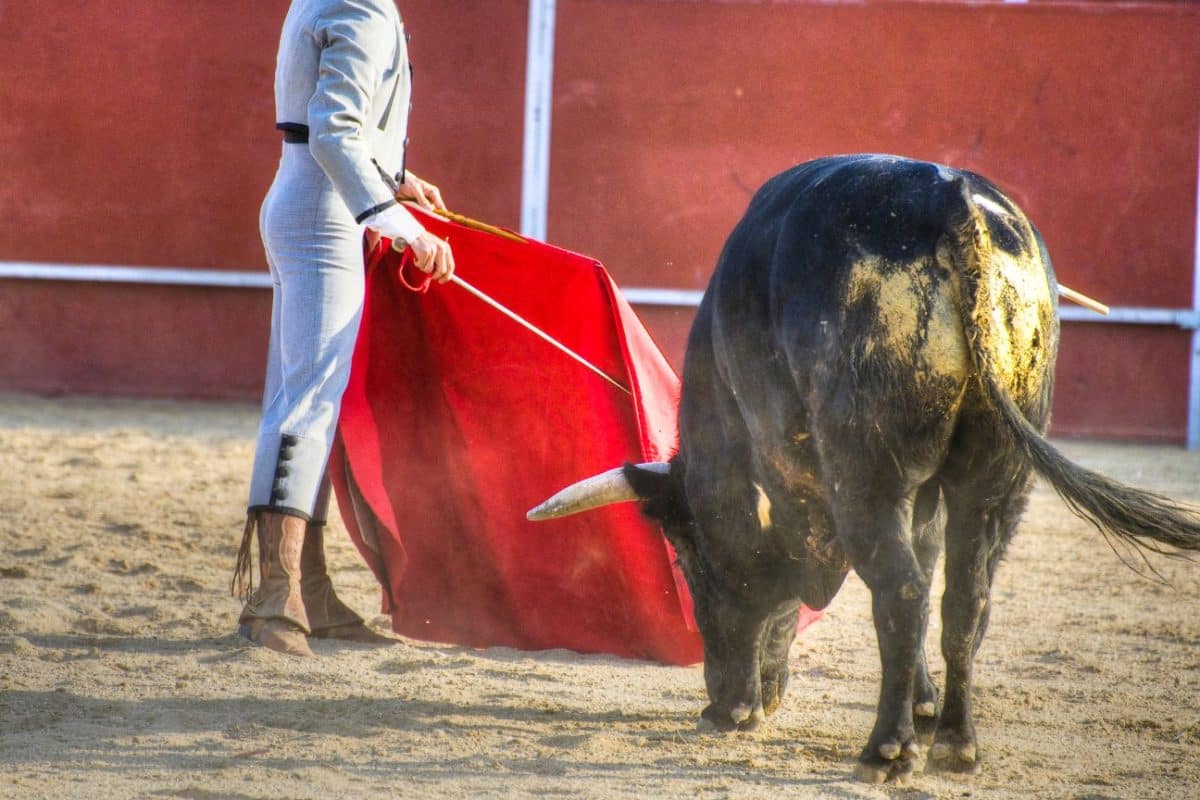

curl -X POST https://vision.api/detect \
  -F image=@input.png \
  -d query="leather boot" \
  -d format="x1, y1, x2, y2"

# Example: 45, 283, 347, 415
237, 511, 314, 657
301, 520, 396, 645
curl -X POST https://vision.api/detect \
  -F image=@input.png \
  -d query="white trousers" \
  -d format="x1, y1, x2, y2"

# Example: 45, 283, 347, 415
247, 143, 366, 518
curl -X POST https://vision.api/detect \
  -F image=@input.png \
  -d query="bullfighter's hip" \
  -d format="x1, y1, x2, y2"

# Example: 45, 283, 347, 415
259, 147, 364, 274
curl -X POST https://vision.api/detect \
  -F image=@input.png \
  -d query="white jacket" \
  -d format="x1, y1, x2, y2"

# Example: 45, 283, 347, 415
274, 0, 416, 228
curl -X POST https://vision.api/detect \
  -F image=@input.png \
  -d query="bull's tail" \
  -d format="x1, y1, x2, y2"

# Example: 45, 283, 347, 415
947, 179, 1200, 560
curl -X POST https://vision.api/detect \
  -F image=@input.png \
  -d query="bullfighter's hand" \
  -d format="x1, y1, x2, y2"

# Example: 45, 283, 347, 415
395, 172, 446, 212
410, 230, 455, 284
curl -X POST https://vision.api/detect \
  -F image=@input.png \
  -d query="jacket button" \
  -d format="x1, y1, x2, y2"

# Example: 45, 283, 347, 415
281, 434, 299, 446
275, 465, 291, 478
271, 488, 288, 503
279, 447, 293, 461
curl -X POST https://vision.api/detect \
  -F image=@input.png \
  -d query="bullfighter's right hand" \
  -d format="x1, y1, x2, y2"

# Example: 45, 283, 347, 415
409, 230, 455, 284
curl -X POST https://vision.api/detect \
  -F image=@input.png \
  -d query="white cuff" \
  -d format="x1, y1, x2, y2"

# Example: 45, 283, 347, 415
363, 203, 426, 245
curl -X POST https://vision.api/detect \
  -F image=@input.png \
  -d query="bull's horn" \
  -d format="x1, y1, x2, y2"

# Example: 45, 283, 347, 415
526, 462, 670, 521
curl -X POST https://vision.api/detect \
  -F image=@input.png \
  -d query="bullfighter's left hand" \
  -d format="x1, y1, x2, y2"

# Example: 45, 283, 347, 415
395, 172, 446, 213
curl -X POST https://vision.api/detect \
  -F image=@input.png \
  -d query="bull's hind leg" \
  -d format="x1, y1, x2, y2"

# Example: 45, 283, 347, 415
826, 479, 931, 784
930, 473, 1029, 773
912, 481, 946, 745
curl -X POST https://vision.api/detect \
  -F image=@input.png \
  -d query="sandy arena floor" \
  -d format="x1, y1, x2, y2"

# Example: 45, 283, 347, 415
0, 392, 1198, 799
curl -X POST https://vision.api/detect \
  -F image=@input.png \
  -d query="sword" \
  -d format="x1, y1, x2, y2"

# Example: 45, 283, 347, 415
377, 197, 632, 394
446, 272, 632, 396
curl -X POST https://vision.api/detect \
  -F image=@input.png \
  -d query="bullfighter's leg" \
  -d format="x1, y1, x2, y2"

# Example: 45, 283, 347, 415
300, 474, 396, 644
237, 167, 368, 654
911, 480, 946, 744
930, 476, 1028, 773
829, 480, 930, 784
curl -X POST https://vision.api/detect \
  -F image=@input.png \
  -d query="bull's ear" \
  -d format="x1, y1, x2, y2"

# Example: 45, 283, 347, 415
622, 462, 674, 501
622, 459, 691, 529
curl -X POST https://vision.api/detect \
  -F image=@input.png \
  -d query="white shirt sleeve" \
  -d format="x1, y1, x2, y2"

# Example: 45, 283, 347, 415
362, 203, 426, 245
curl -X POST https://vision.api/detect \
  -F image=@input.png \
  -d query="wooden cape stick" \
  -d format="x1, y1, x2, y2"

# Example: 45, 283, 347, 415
399, 200, 527, 244
435, 208, 527, 244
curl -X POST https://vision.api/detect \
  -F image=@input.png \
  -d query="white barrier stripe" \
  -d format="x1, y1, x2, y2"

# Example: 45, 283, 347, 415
519, 0, 556, 241
1188, 128, 1200, 449
627, 292, 1200, 327
1057, 306, 1200, 327
0, 261, 272, 288
621, 287, 705, 307
3, 261, 1199, 326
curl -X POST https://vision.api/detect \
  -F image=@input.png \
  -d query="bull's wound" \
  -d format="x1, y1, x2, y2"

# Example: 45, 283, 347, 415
526, 154, 1200, 785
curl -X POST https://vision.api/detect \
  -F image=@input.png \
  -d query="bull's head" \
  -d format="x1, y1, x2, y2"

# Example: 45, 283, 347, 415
526, 459, 702, 591
527, 461, 780, 730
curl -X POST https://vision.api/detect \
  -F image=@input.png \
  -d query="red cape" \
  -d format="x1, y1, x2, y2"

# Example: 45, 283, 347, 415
330, 209, 819, 666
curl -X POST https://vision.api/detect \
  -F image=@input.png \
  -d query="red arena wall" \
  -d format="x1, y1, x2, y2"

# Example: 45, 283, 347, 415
0, 0, 529, 398
1, 1, 1197, 441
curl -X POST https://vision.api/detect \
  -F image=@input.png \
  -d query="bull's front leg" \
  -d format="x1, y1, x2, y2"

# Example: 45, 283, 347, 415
696, 591, 770, 732
758, 602, 801, 717
683, 456, 779, 733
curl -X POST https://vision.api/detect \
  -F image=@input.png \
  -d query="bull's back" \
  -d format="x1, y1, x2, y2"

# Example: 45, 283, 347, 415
687, 154, 1057, 466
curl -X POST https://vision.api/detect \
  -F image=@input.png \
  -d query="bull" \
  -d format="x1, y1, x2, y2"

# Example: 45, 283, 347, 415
528, 154, 1200, 783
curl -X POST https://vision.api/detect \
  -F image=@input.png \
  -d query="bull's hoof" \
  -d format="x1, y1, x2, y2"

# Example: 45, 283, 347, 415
854, 760, 911, 786
855, 737, 922, 784
759, 664, 789, 717
697, 702, 766, 732
913, 698, 940, 746
928, 738, 982, 775
730, 703, 764, 727
761, 687, 783, 718
928, 719, 981, 774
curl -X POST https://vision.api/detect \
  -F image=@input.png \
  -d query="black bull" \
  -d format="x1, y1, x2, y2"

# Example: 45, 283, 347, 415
529, 154, 1200, 783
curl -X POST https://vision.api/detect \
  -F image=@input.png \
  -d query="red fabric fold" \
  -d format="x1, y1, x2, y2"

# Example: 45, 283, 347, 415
330, 208, 819, 666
